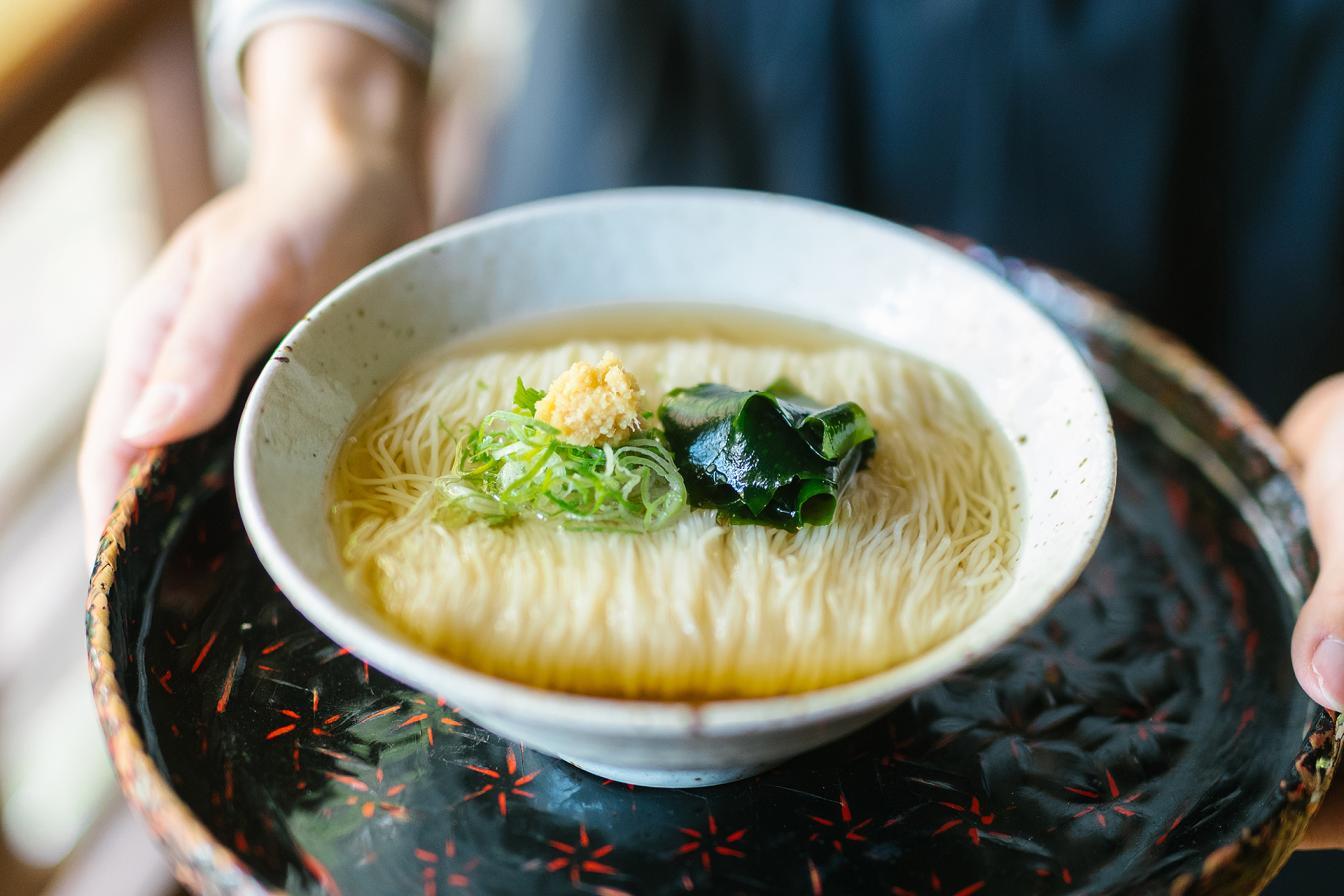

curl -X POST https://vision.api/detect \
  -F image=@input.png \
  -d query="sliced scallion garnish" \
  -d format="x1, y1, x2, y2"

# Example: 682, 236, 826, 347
434, 392, 686, 533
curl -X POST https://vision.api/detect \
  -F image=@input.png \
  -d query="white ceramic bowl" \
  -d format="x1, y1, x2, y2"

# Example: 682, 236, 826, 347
236, 188, 1115, 787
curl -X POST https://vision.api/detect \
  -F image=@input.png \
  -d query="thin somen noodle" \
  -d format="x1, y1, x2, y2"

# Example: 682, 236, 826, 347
330, 336, 1020, 699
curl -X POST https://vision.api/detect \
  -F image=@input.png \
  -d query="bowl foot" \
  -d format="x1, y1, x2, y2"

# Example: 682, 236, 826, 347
559, 756, 777, 788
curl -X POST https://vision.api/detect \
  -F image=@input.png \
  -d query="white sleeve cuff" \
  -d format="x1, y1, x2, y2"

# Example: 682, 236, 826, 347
206, 0, 437, 129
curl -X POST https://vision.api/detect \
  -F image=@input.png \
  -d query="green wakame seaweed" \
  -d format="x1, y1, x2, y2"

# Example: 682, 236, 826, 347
657, 378, 876, 530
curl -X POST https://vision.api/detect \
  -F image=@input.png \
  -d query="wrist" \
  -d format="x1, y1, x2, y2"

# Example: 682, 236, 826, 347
241, 21, 425, 183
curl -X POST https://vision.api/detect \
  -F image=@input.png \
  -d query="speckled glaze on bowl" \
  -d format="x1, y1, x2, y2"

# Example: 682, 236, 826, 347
233, 189, 1116, 787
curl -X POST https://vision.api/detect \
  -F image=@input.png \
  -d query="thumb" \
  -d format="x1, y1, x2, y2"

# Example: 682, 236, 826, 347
120, 240, 303, 447
1293, 562, 1344, 711
1285, 375, 1344, 710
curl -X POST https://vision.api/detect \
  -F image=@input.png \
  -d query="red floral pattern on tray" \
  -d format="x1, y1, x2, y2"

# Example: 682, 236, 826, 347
87, 248, 1339, 896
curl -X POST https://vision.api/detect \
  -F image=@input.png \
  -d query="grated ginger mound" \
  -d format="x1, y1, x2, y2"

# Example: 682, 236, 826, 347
534, 352, 644, 446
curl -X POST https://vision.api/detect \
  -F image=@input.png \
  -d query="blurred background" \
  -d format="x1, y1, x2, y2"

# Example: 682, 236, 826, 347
0, 1, 1337, 894
0, 1, 525, 894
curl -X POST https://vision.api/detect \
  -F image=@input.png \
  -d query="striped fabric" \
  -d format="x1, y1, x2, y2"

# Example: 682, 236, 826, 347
206, 0, 438, 127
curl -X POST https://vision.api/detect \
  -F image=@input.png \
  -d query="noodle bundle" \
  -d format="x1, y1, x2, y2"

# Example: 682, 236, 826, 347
330, 336, 1020, 699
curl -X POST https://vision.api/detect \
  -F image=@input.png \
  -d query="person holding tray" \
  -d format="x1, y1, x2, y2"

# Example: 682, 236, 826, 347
79, 0, 1344, 853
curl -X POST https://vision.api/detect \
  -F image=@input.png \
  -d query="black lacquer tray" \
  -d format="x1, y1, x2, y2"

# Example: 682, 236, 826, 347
87, 247, 1339, 896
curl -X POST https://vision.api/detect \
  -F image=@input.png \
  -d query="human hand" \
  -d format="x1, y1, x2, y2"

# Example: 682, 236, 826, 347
1283, 373, 1344, 849
79, 22, 426, 556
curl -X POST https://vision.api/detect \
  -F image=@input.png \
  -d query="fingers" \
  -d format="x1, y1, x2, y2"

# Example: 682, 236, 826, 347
1284, 374, 1344, 710
121, 236, 303, 447
1294, 562, 1344, 711
79, 232, 199, 558
79, 373, 152, 558
81, 217, 306, 561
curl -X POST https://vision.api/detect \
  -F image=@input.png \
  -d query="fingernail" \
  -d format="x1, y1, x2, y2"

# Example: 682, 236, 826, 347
121, 383, 185, 441
1311, 637, 1344, 710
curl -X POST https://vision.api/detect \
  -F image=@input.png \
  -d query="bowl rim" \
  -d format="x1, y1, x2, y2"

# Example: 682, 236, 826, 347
233, 187, 1118, 736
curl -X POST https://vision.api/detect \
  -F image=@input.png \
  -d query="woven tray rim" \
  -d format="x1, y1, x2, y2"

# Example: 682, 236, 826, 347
85, 251, 1340, 895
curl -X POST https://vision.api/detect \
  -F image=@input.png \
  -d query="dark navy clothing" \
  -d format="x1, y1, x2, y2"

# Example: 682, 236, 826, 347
481, 0, 1344, 418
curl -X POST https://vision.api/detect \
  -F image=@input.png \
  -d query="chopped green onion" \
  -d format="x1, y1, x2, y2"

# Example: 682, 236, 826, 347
434, 389, 686, 533
513, 378, 546, 413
